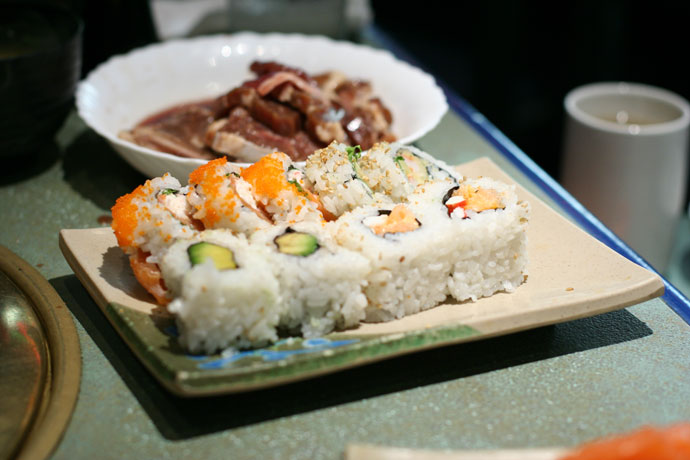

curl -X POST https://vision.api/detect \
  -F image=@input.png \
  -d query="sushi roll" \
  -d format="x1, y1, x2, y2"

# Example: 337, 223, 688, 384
334, 203, 452, 322
111, 173, 200, 304
250, 221, 371, 337
358, 142, 461, 202
304, 141, 391, 217
409, 175, 530, 302
444, 177, 530, 301
161, 230, 282, 353
187, 156, 272, 234
110, 142, 531, 353
241, 151, 330, 223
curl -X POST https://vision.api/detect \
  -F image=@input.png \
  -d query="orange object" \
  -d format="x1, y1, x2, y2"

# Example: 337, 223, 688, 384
370, 204, 420, 235
188, 157, 240, 227
560, 423, 690, 460
111, 182, 151, 250
128, 249, 169, 305
242, 152, 332, 220
241, 152, 300, 200
456, 184, 503, 213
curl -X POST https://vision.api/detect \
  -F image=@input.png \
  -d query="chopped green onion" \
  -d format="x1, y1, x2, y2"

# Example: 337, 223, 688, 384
345, 145, 362, 164
288, 179, 305, 193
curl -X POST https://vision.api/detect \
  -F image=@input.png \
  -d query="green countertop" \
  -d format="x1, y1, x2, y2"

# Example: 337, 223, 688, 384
2, 110, 690, 460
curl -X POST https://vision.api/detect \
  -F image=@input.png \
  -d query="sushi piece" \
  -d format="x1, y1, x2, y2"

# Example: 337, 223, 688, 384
160, 230, 282, 353
187, 156, 272, 234
241, 151, 330, 223
250, 220, 371, 337
358, 142, 461, 202
304, 141, 391, 217
334, 203, 452, 322
111, 173, 200, 304
408, 175, 530, 302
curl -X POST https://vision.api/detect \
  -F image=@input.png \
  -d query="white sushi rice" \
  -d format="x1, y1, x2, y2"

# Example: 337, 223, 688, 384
359, 142, 461, 202
187, 158, 272, 235
334, 204, 453, 321
163, 230, 282, 353
358, 143, 415, 201
304, 141, 388, 216
250, 221, 370, 337
443, 177, 530, 301
127, 174, 199, 263
251, 153, 324, 224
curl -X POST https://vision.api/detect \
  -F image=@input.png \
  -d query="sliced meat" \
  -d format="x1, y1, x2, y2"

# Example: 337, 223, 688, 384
334, 81, 395, 147
250, 61, 316, 85
305, 107, 348, 144
125, 61, 396, 162
206, 107, 319, 161
223, 86, 301, 136
369, 97, 394, 125
120, 126, 216, 160
312, 71, 348, 98
341, 108, 381, 149
137, 98, 227, 126
254, 71, 325, 100
121, 102, 221, 159
335, 80, 374, 108
290, 131, 323, 161
272, 86, 348, 145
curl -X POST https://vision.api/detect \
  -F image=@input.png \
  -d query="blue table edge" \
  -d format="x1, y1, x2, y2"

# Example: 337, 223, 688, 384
365, 25, 690, 326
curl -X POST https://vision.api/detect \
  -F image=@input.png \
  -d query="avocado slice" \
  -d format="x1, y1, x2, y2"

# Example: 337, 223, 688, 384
395, 150, 430, 185
274, 231, 319, 256
187, 242, 237, 270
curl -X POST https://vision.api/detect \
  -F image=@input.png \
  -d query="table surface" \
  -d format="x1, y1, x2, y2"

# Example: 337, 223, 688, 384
3, 33, 690, 460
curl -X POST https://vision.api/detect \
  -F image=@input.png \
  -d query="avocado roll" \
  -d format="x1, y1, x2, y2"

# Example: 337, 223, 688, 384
160, 230, 282, 353
250, 221, 370, 337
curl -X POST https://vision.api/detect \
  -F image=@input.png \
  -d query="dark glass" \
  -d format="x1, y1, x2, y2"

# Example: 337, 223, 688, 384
0, 2, 83, 157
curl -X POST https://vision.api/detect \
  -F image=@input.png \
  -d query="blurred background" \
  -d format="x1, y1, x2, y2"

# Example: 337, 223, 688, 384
45, 0, 689, 186
372, 1, 690, 182
2, 0, 685, 188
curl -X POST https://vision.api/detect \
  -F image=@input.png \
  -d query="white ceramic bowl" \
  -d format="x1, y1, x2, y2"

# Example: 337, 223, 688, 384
77, 32, 448, 179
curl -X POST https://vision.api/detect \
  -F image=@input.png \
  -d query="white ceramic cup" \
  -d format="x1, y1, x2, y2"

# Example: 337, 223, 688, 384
561, 82, 690, 272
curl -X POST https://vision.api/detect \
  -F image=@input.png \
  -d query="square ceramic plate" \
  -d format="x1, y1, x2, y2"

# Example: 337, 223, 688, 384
59, 157, 664, 397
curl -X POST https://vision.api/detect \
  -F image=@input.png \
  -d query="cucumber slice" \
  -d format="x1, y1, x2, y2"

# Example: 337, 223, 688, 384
395, 150, 430, 185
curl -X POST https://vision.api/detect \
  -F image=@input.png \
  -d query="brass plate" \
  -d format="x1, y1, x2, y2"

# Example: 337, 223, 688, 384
0, 245, 81, 460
